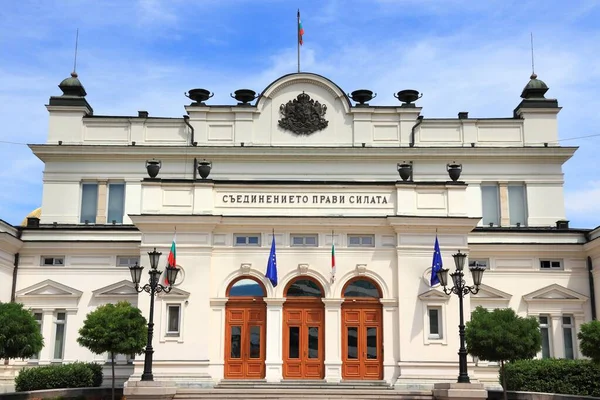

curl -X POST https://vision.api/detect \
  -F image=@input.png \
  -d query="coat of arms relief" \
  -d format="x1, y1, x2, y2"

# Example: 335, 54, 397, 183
278, 92, 329, 135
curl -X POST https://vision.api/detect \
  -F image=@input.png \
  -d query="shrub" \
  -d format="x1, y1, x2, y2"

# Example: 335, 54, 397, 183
15, 362, 103, 392
501, 358, 600, 397
578, 320, 600, 363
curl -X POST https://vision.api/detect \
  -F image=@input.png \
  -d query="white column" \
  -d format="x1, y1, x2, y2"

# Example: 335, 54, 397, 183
62, 309, 79, 363
208, 298, 227, 382
323, 298, 343, 383
381, 299, 398, 385
574, 314, 585, 359
264, 298, 285, 382
551, 315, 563, 358
38, 310, 54, 365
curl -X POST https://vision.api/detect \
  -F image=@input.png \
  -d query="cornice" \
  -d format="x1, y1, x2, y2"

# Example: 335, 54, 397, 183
29, 144, 578, 164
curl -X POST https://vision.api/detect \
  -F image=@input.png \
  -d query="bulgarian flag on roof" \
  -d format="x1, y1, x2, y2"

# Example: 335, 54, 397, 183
165, 232, 176, 284
298, 10, 304, 45
331, 232, 336, 283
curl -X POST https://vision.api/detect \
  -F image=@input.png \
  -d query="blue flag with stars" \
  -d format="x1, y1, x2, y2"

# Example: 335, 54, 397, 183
430, 236, 443, 286
265, 234, 278, 287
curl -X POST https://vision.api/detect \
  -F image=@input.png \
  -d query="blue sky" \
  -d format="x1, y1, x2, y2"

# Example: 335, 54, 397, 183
0, 0, 598, 228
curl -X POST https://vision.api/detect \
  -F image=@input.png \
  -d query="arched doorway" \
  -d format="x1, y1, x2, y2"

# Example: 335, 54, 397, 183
224, 277, 266, 379
341, 278, 383, 380
283, 277, 325, 379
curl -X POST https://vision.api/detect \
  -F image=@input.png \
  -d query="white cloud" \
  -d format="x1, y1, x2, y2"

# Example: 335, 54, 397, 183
565, 182, 600, 220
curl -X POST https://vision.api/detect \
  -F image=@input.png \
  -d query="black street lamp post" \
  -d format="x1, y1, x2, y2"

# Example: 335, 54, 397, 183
129, 248, 180, 382
436, 250, 485, 384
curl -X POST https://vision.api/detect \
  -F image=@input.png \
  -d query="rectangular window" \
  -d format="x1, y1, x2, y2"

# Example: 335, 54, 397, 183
468, 259, 489, 269
508, 184, 528, 227
234, 234, 261, 246
481, 185, 500, 227
41, 256, 65, 266
291, 234, 318, 247
107, 183, 125, 224
428, 307, 442, 339
80, 183, 98, 224
117, 256, 140, 268
563, 315, 575, 359
31, 312, 43, 360
166, 305, 181, 336
539, 315, 551, 358
540, 260, 563, 270
53, 312, 66, 360
348, 235, 375, 247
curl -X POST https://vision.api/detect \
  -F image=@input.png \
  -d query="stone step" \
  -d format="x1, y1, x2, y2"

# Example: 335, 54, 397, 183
173, 388, 433, 400
215, 380, 392, 390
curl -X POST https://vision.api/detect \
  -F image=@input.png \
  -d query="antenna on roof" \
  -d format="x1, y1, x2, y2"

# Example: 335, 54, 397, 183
73, 28, 79, 76
530, 32, 536, 77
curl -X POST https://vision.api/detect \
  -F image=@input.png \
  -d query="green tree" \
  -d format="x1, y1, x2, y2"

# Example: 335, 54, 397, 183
0, 302, 44, 361
465, 306, 541, 400
578, 320, 600, 363
77, 301, 147, 400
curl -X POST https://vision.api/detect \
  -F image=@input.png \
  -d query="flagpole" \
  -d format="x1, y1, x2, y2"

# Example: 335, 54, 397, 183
297, 9, 300, 73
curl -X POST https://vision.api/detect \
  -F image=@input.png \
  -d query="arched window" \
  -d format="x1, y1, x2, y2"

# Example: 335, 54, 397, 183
228, 278, 266, 297
285, 278, 324, 298
343, 279, 381, 298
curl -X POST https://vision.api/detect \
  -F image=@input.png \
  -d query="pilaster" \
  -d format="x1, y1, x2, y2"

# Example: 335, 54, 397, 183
208, 298, 227, 382
323, 298, 343, 382
381, 298, 399, 384
551, 315, 564, 358
96, 180, 108, 224
264, 298, 285, 382
498, 182, 509, 227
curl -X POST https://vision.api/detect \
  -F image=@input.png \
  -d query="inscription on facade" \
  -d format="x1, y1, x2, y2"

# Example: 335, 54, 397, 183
220, 193, 390, 206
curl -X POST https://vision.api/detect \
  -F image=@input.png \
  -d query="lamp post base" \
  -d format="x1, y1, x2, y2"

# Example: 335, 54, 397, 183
432, 382, 487, 400
124, 380, 177, 400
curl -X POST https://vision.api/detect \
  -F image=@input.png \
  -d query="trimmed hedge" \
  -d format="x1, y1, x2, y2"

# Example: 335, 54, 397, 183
502, 358, 600, 397
15, 362, 103, 392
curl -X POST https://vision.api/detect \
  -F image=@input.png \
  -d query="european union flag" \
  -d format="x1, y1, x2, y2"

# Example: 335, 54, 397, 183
430, 236, 443, 286
265, 234, 278, 287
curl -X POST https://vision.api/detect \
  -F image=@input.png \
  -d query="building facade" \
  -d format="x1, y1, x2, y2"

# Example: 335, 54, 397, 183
1, 71, 600, 391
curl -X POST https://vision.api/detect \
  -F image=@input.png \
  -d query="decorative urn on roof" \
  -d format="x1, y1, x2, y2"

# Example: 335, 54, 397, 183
231, 89, 259, 105
394, 89, 423, 107
348, 90, 377, 106
185, 89, 214, 105
520, 73, 549, 99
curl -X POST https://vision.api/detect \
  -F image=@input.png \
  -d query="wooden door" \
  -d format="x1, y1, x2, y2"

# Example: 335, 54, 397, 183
342, 303, 383, 380
224, 303, 266, 379
283, 302, 324, 379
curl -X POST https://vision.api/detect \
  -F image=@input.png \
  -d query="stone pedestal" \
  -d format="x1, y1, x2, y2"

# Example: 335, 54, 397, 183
124, 381, 177, 400
433, 382, 488, 400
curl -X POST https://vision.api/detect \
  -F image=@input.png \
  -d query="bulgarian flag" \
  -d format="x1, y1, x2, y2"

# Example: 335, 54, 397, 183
331, 234, 336, 283
298, 10, 304, 45
165, 233, 176, 284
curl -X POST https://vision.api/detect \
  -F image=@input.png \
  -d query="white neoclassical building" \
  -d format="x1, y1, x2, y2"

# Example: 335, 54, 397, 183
1, 70, 599, 392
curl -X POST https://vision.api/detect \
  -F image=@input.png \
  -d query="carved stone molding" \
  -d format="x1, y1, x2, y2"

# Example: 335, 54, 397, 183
298, 263, 309, 275
355, 264, 367, 275
279, 92, 328, 135
240, 263, 252, 274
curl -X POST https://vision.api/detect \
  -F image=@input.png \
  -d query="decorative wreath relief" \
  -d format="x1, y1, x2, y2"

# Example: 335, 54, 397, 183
278, 92, 329, 135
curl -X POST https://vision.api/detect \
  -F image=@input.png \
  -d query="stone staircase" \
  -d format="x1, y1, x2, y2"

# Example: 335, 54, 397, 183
173, 380, 434, 400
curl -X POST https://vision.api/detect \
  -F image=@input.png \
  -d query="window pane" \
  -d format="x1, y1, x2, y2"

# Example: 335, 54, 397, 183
248, 236, 259, 245
249, 326, 260, 359
289, 327, 300, 359
469, 260, 488, 269
481, 185, 500, 226
292, 237, 303, 245
80, 183, 98, 223
286, 279, 323, 297
54, 323, 65, 359
508, 185, 527, 226
366, 327, 377, 359
343, 280, 380, 298
167, 306, 179, 333
541, 327, 551, 358
57, 312, 66, 321
564, 327, 574, 359
362, 236, 373, 245
308, 327, 319, 359
235, 236, 247, 245
305, 236, 317, 245
229, 279, 265, 297
563, 316, 572, 325
107, 183, 125, 224
429, 308, 439, 335
347, 327, 358, 360
539, 316, 548, 325
349, 236, 360, 246
230, 326, 241, 358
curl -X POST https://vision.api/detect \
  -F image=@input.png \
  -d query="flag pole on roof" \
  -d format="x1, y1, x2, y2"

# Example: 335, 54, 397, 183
297, 9, 304, 73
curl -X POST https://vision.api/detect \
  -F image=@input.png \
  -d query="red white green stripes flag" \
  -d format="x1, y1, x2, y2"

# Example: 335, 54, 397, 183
298, 10, 304, 45
165, 232, 176, 284
331, 231, 336, 283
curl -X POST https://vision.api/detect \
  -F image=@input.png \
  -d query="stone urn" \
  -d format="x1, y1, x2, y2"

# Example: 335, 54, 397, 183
197, 160, 212, 179
231, 89, 259, 105
348, 89, 377, 106
394, 89, 423, 106
397, 162, 412, 181
446, 162, 462, 182
185, 89, 214, 104
146, 159, 161, 178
